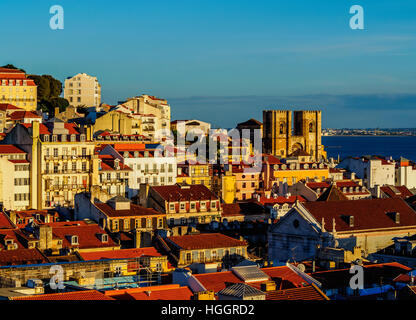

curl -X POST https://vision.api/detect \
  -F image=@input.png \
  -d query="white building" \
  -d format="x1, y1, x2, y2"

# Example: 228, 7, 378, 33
64, 73, 101, 107
338, 156, 395, 189
0, 145, 30, 210
100, 144, 177, 199
395, 157, 416, 190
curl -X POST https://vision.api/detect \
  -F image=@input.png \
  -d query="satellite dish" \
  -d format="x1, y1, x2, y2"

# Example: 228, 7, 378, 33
297, 264, 306, 272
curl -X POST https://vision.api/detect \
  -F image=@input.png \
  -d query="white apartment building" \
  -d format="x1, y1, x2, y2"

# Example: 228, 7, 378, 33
0, 145, 30, 210
99, 144, 177, 199
64, 73, 101, 107
338, 156, 395, 188
396, 158, 416, 190
122, 94, 171, 134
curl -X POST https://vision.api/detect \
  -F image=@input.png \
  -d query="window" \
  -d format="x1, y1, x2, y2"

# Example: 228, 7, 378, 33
212, 250, 217, 260
169, 203, 175, 212
180, 203, 186, 211
71, 235, 79, 245
211, 201, 216, 209
53, 148, 58, 157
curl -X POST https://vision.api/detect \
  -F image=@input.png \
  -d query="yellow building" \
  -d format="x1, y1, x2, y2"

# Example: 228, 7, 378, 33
263, 110, 326, 161
2, 120, 98, 209
263, 157, 330, 189
176, 162, 212, 189
0, 68, 37, 111
122, 94, 171, 133
64, 73, 101, 107
221, 173, 237, 204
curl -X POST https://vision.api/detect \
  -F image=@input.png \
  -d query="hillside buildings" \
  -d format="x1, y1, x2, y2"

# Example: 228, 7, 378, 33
64, 73, 101, 107
0, 68, 37, 111
339, 156, 396, 188
268, 198, 416, 263
263, 110, 326, 161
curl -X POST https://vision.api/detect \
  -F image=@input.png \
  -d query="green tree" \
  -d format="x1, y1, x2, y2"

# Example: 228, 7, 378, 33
50, 97, 69, 115
27, 74, 68, 116
0, 64, 26, 73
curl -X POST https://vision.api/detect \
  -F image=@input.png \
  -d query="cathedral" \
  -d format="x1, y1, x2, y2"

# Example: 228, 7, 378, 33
263, 110, 326, 161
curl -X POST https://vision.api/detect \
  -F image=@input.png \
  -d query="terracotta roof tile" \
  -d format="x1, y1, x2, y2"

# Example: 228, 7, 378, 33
167, 233, 247, 250
11, 290, 114, 300
79, 247, 162, 261
302, 198, 416, 232
95, 202, 164, 218
152, 184, 218, 202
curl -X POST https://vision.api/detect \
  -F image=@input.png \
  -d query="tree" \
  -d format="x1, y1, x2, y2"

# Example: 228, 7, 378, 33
27, 74, 68, 116
50, 97, 69, 115
0, 64, 26, 73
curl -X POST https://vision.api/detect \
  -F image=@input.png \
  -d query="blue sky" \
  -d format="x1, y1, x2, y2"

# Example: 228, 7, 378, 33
1, 0, 415, 128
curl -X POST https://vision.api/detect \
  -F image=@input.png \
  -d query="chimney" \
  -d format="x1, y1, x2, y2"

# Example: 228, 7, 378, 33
134, 230, 142, 248
9, 211, 17, 225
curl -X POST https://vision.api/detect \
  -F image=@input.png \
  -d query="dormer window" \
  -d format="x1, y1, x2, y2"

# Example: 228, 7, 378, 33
70, 134, 76, 142
61, 135, 67, 142
71, 235, 79, 245
134, 151, 139, 158
123, 152, 129, 158
44, 135, 50, 142
100, 234, 108, 243
52, 135, 57, 142
387, 212, 400, 224
211, 201, 216, 209
80, 134, 86, 142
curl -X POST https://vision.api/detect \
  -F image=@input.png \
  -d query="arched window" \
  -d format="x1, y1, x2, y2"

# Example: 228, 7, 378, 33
280, 123, 285, 134
309, 122, 314, 133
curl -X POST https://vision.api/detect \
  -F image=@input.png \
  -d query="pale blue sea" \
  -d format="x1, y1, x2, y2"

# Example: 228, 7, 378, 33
322, 136, 416, 162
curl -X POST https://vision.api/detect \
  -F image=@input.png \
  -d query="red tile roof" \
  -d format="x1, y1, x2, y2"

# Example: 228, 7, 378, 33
152, 184, 218, 202
79, 247, 162, 261
0, 144, 26, 155
8, 111, 41, 120
45, 221, 118, 250
0, 248, 48, 266
302, 198, 416, 232
310, 262, 411, 289
167, 233, 247, 250
381, 185, 413, 199
94, 202, 164, 218
263, 154, 282, 165
22, 122, 81, 135
0, 212, 15, 229
113, 143, 146, 151
257, 195, 306, 205
0, 104, 22, 112
194, 266, 307, 294
11, 290, 114, 300
105, 284, 192, 300
266, 284, 329, 300
306, 182, 331, 190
